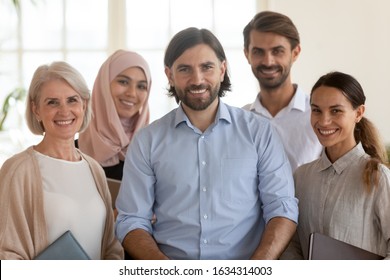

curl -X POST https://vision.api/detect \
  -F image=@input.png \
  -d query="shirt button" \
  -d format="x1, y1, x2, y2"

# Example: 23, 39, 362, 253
201, 135, 205, 139
202, 161, 206, 165
203, 214, 208, 219
202, 187, 207, 192
203, 239, 208, 244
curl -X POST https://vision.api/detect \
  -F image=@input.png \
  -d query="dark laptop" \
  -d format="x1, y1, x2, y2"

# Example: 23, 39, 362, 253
308, 232, 383, 260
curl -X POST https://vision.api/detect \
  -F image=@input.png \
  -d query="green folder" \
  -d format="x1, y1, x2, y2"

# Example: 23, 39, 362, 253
34, 230, 90, 260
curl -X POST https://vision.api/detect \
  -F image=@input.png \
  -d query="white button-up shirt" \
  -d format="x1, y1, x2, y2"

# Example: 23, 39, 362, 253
243, 85, 322, 171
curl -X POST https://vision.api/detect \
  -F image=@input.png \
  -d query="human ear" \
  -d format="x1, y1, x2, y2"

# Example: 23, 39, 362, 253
32, 101, 41, 122
244, 48, 249, 61
219, 60, 227, 82
292, 44, 301, 62
355, 104, 365, 123
164, 66, 174, 86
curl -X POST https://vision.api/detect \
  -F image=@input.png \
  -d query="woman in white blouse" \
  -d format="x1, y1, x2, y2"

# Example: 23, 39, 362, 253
0, 61, 123, 259
284, 71, 390, 259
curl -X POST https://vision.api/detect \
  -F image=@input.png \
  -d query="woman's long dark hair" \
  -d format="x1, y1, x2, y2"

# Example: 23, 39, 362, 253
311, 71, 389, 191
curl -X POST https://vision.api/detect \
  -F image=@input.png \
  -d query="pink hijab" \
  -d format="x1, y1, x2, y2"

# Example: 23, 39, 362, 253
78, 50, 151, 166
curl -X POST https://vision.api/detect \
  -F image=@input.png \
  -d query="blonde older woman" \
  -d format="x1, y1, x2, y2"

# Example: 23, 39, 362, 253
0, 61, 123, 260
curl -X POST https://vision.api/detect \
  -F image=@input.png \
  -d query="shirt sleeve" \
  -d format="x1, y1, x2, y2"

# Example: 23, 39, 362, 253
256, 123, 299, 224
0, 153, 47, 260
115, 131, 155, 243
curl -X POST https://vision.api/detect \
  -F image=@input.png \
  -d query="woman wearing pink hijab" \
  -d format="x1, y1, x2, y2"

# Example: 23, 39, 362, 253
77, 50, 152, 180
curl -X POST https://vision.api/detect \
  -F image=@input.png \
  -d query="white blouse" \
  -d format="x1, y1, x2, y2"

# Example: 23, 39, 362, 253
34, 150, 106, 259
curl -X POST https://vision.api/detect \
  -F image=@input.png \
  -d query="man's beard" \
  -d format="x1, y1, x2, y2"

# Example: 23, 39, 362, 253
177, 84, 220, 111
253, 65, 290, 90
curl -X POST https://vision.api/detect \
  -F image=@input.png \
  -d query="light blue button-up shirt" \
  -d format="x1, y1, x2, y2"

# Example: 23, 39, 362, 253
116, 100, 298, 260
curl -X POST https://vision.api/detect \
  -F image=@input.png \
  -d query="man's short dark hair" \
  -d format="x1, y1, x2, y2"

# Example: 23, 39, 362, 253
243, 11, 300, 51
164, 27, 232, 103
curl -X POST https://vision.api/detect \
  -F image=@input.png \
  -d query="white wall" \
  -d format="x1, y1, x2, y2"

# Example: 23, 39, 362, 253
261, 0, 390, 144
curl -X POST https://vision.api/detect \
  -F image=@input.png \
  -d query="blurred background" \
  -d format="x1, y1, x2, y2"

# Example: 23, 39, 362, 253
1, 0, 390, 166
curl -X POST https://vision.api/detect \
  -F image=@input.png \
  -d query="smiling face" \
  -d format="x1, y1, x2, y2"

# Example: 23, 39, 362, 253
110, 66, 148, 119
164, 43, 226, 112
32, 79, 86, 141
310, 85, 365, 160
244, 31, 300, 90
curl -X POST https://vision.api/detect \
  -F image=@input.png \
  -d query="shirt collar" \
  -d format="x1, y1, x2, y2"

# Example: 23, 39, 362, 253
249, 84, 307, 115
318, 142, 366, 174
291, 85, 307, 112
173, 99, 232, 129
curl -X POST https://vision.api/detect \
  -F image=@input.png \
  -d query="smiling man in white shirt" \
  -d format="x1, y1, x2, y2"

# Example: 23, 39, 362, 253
243, 11, 322, 171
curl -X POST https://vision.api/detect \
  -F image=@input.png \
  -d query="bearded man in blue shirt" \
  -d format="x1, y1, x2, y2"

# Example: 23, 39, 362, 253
115, 27, 298, 260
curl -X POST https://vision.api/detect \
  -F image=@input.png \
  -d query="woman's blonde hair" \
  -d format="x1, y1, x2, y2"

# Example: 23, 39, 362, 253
25, 61, 92, 135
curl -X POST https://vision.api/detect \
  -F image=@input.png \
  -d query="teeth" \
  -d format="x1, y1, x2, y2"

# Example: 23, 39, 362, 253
319, 129, 336, 135
261, 69, 278, 74
121, 100, 135, 106
56, 120, 73, 125
189, 89, 207, 94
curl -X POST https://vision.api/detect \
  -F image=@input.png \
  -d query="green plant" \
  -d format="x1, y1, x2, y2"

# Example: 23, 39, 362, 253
12, 0, 21, 9
10, 0, 38, 14
0, 88, 26, 131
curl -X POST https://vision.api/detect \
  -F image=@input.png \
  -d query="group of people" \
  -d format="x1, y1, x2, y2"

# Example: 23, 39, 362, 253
0, 10, 389, 260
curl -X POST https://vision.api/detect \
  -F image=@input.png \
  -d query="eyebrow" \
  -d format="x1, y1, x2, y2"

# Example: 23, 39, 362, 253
310, 103, 345, 108
175, 63, 190, 69
202, 61, 215, 66
252, 45, 285, 51
116, 74, 147, 83
116, 74, 131, 80
43, 95, 80, 102
176, 61, 216, 68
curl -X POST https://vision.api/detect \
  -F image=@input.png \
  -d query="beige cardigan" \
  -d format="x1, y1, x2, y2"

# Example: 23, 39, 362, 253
0, 146, 124, 260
